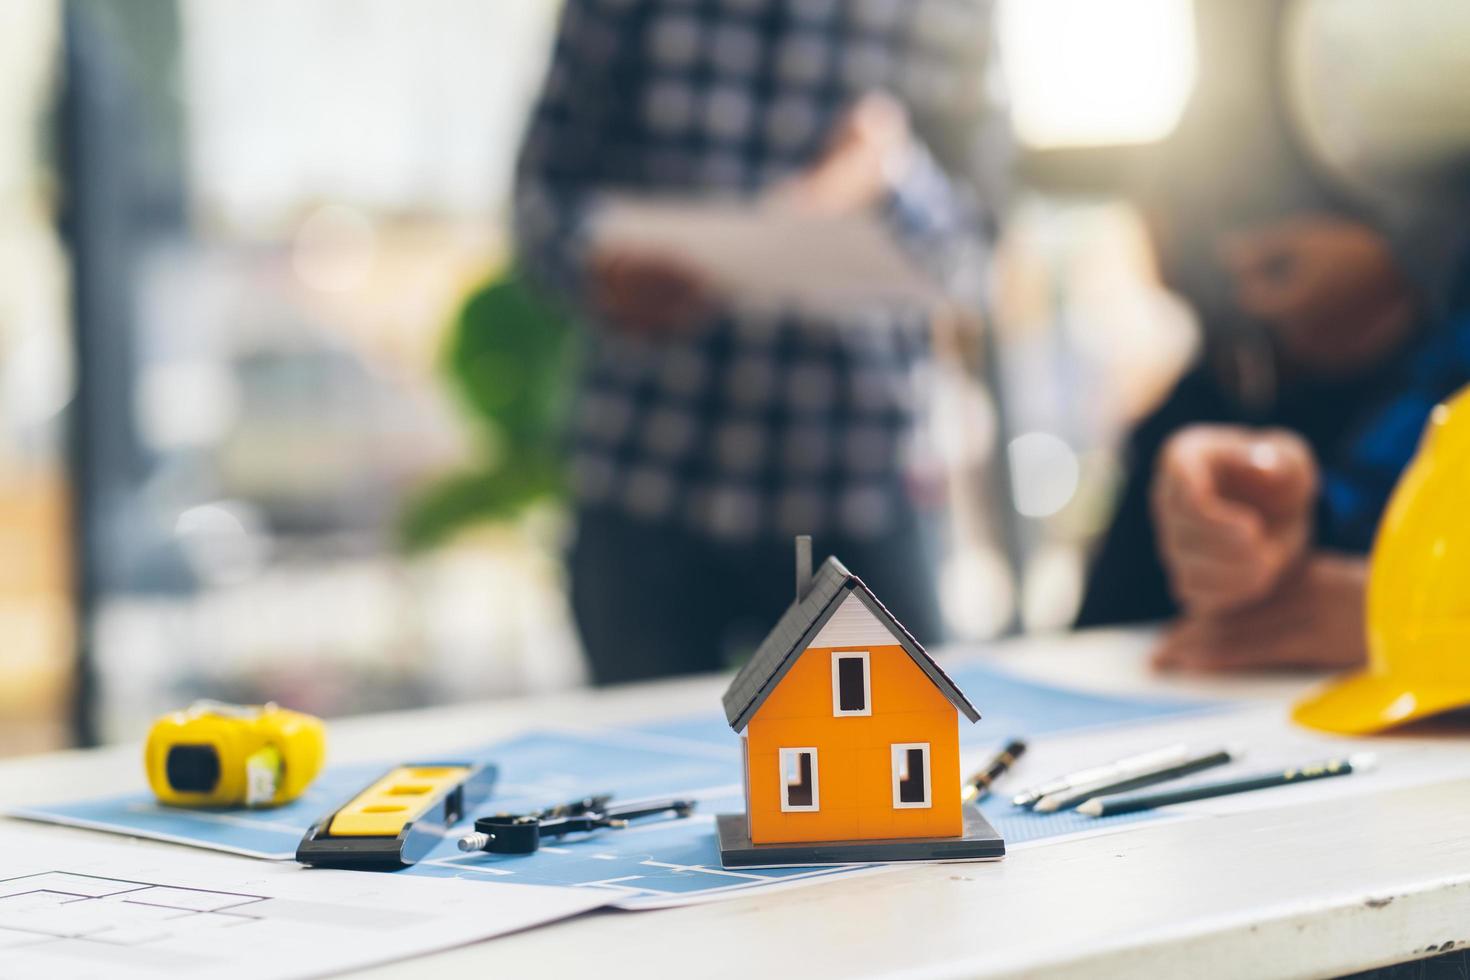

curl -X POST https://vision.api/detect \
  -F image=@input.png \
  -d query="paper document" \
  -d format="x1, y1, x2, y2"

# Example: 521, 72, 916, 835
592, 195, 947, 315
10, 662, 1214, 909
0, 826, 609, 980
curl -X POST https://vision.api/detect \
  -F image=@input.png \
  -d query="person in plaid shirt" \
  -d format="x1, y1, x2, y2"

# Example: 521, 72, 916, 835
515, 0, 1006, 683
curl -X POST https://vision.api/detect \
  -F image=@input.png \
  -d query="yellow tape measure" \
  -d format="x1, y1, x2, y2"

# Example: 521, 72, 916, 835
144, 701, 326, 808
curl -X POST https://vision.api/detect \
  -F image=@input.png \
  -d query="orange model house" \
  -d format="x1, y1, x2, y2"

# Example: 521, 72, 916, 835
716, 538, 1004, 867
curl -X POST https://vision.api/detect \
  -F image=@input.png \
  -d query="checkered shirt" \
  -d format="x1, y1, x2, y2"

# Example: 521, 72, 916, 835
516, 0, 1003, 541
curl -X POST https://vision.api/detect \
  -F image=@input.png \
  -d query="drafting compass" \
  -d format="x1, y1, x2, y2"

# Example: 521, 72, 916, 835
457, 794, 696, 855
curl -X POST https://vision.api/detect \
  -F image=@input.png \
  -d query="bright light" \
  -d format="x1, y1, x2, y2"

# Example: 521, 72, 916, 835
1007, 431, 1080, 518
135, 361, 239, 450
998, 0, 1197, 149
938, 547, 1015, 640
1287, 0, 1470, 184
174, 501, 271, 586
292, 204, 377, 293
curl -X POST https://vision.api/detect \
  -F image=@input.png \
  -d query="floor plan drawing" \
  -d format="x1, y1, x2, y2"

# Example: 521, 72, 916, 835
0, 830, 609, 980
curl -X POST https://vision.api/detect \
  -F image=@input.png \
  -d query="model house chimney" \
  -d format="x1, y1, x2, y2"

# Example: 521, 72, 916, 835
795, 535, 813, 601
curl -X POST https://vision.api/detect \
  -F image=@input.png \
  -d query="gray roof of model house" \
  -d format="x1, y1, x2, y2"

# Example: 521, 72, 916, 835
721, 556, 981, 731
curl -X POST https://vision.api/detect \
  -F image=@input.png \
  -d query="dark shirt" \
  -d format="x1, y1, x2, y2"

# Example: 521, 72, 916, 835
1076, 312, 1470, 627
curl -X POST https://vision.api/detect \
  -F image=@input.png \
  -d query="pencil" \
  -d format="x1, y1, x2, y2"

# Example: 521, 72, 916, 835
1010, 744, 1190, 808
1032, 747, 1235, 812
962, 738, 1027, 803
1077, 754, 1376, 817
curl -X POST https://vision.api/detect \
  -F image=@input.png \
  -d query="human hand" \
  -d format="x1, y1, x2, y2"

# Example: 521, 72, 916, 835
1152, 554, 1368, 672
776, 92, 914, 215
1152, 425, 1319, 614
1217, 215, 1416, 374
588, 248, 711, 337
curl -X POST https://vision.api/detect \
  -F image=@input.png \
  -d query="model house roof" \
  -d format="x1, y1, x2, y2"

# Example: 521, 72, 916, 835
721, 556, 981, 731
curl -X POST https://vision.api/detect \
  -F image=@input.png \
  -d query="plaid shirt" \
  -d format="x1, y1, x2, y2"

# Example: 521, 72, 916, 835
516, 0, 1002, 541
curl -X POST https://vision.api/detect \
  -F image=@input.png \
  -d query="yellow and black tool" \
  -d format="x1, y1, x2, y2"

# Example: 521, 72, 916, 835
145, 701, 326, 808
296, 761, 497, 869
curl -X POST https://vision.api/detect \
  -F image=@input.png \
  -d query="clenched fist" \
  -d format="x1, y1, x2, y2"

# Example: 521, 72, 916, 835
1151, 425, 1319, 614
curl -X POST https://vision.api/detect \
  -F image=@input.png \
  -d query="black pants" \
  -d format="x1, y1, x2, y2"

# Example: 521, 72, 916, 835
570, 507, 945, 685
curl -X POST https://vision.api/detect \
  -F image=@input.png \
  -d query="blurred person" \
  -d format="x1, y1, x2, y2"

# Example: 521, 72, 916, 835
515, 0, 1007, 683
1143, 221, 1470, 673
1079, 212, 1470, 670
1075, 0, 1470, 672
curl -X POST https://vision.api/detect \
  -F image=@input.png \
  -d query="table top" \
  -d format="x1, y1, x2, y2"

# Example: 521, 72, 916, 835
5, 628, 1469, 979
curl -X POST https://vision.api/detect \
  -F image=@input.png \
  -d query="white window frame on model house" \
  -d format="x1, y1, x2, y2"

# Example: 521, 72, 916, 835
830, 651, 872, 717
778, 747, 820, 812
891, 742, 932, 809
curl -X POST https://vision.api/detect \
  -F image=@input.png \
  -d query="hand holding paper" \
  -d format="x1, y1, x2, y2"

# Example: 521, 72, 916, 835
588, 248, 712, 336
775, 92, 917, 216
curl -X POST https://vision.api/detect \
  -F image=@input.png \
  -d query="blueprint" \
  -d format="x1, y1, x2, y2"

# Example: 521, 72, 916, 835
11, 661, 1216, 909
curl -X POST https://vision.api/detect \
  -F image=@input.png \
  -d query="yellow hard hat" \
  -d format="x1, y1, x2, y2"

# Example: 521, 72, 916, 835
1293, 385, 1470, 734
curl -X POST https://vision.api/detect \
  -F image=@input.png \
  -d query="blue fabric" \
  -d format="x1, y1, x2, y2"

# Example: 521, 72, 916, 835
1322, 312, 1470, 551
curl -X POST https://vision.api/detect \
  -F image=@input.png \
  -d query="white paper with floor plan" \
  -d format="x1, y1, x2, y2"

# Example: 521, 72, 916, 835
0, 826, 610, 980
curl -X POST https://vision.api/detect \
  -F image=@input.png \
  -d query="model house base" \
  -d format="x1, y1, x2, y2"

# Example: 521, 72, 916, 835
715, 808, 1005, 868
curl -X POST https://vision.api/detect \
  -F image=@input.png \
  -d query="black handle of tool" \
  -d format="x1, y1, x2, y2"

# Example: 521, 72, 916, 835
469, 797, 696, 854
536, 798, 696, 838
604, 797, 696, 821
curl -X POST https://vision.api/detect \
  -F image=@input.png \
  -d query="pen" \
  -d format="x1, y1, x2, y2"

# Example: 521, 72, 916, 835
1077, 754, 1377, 817
962, 738, 1027, 803
1032, 747, 1235, 812
1010, 744, 1190, 808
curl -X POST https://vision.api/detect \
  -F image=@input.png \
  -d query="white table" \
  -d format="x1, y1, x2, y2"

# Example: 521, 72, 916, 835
5, 629, 1469, 979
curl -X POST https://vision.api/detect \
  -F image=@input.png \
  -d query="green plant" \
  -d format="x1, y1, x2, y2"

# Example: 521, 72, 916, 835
400, 267, 577, 551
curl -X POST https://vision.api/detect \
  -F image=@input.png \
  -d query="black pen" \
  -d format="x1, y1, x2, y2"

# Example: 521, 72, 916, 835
962, 738, 1027, 803
1078, 754, 1376, 817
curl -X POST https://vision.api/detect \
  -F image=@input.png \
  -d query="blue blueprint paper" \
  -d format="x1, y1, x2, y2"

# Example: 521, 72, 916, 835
11, 661, 1219, 907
